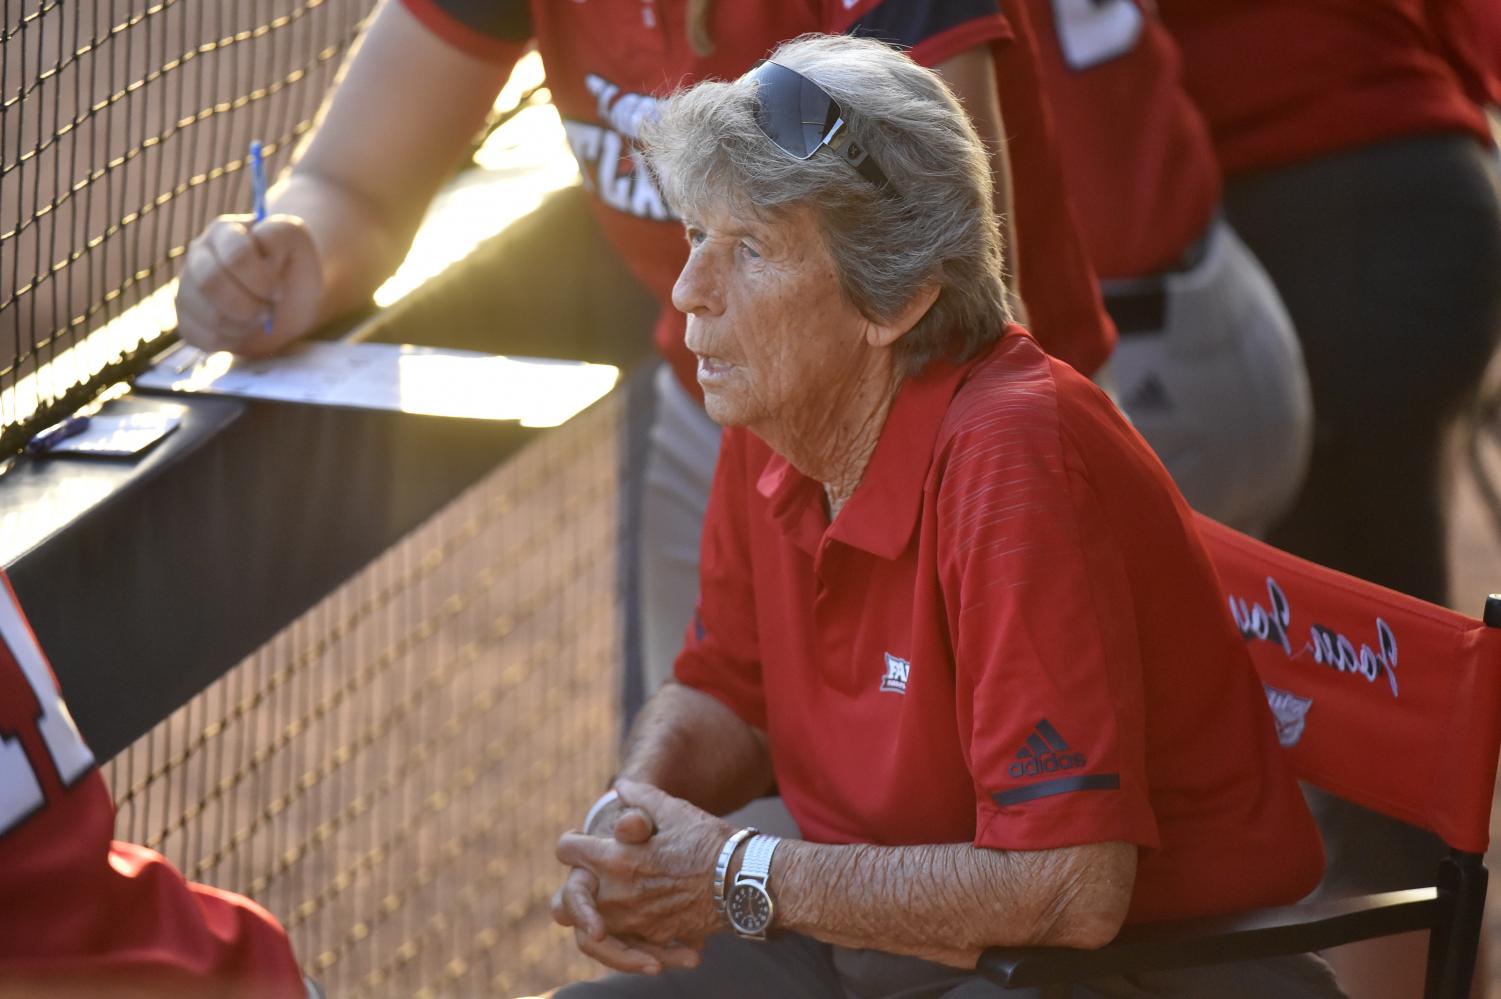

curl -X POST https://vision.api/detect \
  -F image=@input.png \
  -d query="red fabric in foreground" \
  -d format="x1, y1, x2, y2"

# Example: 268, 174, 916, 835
0, 573, 304, 998
1196, 515, 1501, 855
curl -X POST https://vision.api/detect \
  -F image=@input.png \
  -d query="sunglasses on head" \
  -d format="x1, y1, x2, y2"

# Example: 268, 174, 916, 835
747, 60, 891, 190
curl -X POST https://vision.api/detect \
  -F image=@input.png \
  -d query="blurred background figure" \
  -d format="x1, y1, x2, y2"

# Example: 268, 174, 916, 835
1161, 1, 1501, 995
1471, 0, 1501, 118
1160, 0, 1501, 608
172, 0, 1118, 710
1028, 0, 1311, 536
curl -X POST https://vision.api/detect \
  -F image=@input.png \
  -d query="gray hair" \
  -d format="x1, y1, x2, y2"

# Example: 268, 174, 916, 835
641, 33, 1012, 376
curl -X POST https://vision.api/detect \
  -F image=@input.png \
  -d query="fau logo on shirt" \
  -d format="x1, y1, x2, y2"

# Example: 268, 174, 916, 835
879, 652, 910, 695
561, 74, 673, 222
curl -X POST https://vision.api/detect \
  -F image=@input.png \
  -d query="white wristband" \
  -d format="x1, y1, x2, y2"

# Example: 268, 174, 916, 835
582, 789, 620, 835
713, 826, 759, 916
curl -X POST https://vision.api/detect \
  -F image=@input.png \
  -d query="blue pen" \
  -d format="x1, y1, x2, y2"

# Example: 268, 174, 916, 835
26, 416, 91, 455
249, 140, 272, 334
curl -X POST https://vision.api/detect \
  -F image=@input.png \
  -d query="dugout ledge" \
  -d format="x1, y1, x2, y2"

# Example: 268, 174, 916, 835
1, 186, 657, 761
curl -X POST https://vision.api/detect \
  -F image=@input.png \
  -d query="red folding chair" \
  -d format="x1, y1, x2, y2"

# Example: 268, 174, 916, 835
980, 515, 1501, 999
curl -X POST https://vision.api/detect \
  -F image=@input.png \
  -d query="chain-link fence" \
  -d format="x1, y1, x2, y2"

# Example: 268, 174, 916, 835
1, 0, 379, 454
103, 389, 623, 997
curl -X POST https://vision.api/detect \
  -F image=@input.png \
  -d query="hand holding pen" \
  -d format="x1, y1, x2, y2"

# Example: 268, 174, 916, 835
173, 139, 324, 357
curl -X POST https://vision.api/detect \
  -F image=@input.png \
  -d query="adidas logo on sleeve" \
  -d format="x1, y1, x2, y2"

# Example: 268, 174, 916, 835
1008, 718, 1086, 777
991, 719, 1121, 808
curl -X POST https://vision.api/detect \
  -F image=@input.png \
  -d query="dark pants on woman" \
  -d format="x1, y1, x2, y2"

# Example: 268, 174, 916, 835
1223, 133, 1501, 892
550, 932, 1343, 998
1223, 133, 1501, 608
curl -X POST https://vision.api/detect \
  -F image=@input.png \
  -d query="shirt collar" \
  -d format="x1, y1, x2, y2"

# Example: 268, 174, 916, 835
755, 333, 1008, 559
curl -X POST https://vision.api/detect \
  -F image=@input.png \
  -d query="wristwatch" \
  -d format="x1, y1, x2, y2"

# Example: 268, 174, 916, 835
725, 833, 781, 940
581, 789, 620, 836
713, 827, 758, 917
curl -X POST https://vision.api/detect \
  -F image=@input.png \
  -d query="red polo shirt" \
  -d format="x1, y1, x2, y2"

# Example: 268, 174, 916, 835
403, 0, 1116, 386
675, 328, 1323, 924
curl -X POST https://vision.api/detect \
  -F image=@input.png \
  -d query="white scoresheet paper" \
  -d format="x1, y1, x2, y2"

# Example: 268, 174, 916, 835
137, 342, 619, 428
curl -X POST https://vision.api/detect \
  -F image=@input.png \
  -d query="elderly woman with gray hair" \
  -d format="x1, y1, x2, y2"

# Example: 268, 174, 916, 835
549, 34, 1344, 999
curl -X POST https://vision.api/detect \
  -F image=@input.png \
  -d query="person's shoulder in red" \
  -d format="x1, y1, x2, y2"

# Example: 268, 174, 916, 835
0, 573, 305, 998
401, 0, 532, 64
937, 329, 1323, 923
818, 0, 1009, 63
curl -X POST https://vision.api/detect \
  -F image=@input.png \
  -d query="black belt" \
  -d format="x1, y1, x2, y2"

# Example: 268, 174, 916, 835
1104, 288, 1166, 337
1102, 218, 1215, 336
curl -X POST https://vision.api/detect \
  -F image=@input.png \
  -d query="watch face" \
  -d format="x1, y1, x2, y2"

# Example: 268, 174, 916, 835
726, 881, 773, 935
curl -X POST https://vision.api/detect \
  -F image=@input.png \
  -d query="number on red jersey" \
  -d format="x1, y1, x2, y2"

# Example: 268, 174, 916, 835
1052, 0, 1144, 69
0, 585, 94, 837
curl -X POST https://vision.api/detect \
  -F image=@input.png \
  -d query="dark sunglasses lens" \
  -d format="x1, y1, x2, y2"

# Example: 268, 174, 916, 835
752, 61, 838, 159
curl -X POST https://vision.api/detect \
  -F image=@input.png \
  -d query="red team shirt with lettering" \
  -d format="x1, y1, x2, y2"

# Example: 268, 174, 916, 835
401, 0, 1116, 388
1027, 0, 1220, 278
675, 329, 1323, 925
0, 574, 304, 997
1159, 0, 1495, 176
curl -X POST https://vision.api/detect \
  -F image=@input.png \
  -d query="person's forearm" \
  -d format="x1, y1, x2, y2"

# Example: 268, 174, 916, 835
263, 0, 515, 327
618, 682, 775, 817
264, 172, 411, 327
769, 839, 1136, 967
933, 46, 1018, 302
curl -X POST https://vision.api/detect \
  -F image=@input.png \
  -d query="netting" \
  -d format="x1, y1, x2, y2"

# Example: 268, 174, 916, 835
102, 389, 623, 997
0, 0, 380, 453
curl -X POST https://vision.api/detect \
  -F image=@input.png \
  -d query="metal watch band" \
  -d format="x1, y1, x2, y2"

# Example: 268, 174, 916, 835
737, 833, 781, 889
713, 827, 758, 915
581, 789, 620, 836
726, 834, 782, 940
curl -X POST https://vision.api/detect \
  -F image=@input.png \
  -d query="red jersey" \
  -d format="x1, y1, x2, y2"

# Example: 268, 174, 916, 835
1160, 0, 1495, 176
675, 328, 1323, 924
0, 574, 304, 998
1447, 0, 1501, 105
402, 0, 1116, 384
1027, 0, 1220, 278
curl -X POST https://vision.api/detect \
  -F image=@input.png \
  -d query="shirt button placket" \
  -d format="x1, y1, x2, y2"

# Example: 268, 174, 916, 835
813, 572, 857, 690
